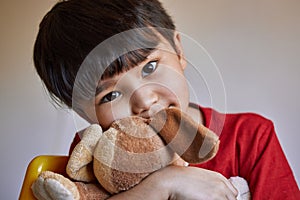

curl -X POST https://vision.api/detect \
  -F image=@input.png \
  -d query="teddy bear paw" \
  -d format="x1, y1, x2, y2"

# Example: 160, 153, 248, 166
31, 171, 80, 200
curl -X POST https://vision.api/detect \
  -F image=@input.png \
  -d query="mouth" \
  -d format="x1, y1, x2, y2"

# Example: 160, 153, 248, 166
140, 104, 177, 120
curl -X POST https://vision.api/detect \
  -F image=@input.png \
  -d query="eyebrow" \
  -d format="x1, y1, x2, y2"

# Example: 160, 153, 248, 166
95, 80, 117, 96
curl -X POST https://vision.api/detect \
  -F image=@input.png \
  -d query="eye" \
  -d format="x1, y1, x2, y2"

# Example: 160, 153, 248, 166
100, 91, 121, 104
141, 61, 157, 77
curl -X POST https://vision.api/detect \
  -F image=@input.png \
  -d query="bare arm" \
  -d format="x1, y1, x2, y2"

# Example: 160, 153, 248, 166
108, 166, 237, 200
107, 167, 169, 200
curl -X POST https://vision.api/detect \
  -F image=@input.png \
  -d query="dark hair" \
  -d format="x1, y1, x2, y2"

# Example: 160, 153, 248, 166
34, 0, 176, 110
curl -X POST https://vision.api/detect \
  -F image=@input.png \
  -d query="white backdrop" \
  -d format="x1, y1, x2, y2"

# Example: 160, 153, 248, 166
0, 0, 298, 199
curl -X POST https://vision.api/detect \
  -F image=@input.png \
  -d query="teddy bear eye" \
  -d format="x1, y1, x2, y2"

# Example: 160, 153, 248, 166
141, 61, 157, 77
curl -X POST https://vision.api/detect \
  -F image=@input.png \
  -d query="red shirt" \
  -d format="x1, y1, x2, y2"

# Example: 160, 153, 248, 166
190, 106, 299, 200
69, 106, 300, 200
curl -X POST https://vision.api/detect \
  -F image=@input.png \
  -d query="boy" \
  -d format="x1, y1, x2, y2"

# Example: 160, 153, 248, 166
34, 0, 299, 199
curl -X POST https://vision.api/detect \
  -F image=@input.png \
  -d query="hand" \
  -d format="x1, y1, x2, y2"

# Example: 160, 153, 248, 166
162, 166, 238, 200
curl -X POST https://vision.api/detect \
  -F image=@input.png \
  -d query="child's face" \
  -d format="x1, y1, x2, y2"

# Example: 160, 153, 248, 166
89, 33, 189, 130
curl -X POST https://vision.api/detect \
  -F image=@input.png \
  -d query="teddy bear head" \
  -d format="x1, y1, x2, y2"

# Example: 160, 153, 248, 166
67, 107, 219, 194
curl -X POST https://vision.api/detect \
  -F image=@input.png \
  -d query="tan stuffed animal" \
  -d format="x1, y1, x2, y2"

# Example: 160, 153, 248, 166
32, 108, 250, 200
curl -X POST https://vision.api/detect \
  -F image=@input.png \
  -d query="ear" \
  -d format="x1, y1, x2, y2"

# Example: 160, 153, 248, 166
173, 31, 187, 70
150, 107, 220, 164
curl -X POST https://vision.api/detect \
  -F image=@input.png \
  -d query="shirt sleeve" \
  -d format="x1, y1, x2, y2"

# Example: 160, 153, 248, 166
240, 118, 300, 200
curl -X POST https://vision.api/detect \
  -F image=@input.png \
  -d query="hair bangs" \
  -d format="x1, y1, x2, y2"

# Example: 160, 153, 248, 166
99, 28, 161, 79
101, 48, 154, 79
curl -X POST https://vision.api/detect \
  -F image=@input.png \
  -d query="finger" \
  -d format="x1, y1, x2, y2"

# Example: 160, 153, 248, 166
216, 175, 238, 197
226, 190, 238, 200
226, 179, 239, 196
224, 181, 238, 200
215, 174, 238, 199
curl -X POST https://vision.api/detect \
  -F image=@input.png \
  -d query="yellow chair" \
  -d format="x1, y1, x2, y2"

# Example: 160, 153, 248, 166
19, 155, 69, 200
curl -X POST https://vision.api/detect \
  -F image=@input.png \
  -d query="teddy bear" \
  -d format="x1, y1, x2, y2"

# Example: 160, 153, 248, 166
31, 107, 250, 200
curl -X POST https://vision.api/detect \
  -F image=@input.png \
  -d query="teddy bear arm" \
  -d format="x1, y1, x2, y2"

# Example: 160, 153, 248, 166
66, 142, 96, 182
66, 124, 103, 182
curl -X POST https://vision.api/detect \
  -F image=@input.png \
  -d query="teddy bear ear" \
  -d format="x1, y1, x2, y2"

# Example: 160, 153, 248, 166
150, 108, 220, 164
66, 124, 103, 182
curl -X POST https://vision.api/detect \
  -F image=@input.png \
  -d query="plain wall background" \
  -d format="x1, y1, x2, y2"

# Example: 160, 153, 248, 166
0, 0, 298, 199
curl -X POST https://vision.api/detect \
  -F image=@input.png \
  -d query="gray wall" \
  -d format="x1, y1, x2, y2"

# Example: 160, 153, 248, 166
0, 0, 298, 199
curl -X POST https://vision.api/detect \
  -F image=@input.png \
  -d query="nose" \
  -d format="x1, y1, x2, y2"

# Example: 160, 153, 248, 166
130, 85, 158, 116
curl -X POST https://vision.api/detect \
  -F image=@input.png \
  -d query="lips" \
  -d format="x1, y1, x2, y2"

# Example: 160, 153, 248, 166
139, 104, 178, 119
138, 104, 163, 119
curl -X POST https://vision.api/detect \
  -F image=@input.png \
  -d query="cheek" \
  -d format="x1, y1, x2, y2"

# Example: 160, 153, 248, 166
95, 107, 113, 130
166, 78, 189, 109
95, 102, 130, 130
155, 66, 190, 108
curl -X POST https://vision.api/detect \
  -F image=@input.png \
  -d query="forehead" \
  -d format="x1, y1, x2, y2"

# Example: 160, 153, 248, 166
100, 35, 176, 80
